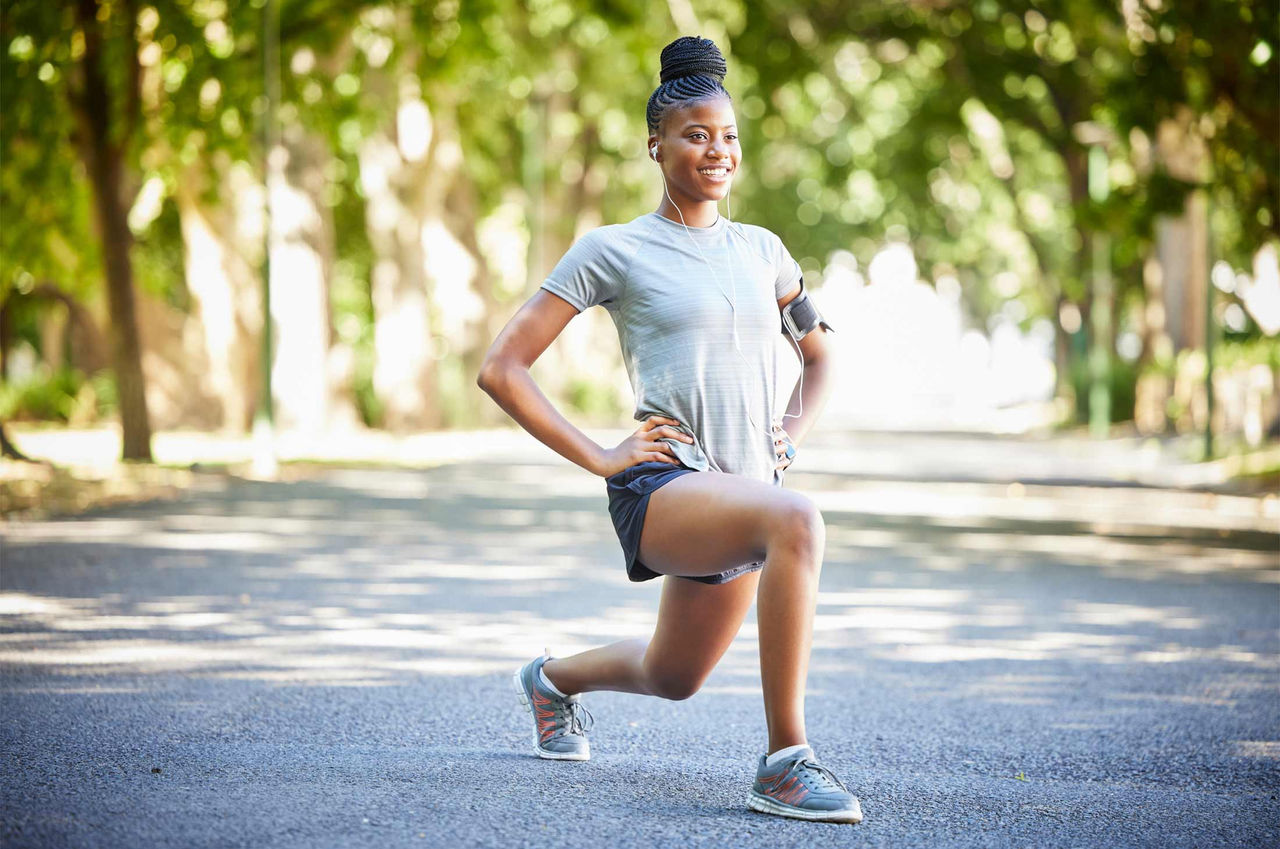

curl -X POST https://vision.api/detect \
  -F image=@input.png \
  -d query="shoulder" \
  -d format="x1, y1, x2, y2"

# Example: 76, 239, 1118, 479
730, 220, 781, 242
729, 221, 789, 262
574, 216, 657, 257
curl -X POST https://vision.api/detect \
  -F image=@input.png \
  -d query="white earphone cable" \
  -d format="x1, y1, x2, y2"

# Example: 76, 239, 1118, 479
656, 168, 804, 443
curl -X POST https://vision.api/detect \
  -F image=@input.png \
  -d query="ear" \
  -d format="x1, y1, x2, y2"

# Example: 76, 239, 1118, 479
647, 135, 660, 162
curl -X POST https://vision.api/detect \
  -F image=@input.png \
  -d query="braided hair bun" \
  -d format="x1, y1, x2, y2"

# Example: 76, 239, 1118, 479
660, 36, 727, 84
647, 36, 732, 134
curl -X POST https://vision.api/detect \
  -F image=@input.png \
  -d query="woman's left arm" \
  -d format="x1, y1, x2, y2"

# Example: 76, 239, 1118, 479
775, 285, 835, 449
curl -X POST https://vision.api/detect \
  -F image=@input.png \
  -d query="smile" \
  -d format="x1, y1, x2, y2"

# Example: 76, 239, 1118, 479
698, 167, 731, 177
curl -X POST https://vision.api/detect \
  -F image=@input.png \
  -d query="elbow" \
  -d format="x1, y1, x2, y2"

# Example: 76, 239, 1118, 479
476, 361, 497, 394
476, 357, 511, 395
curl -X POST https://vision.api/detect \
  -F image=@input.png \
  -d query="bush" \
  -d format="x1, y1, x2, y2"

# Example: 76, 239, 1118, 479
0, 368, 114, 424
1068, 356, 1138, 424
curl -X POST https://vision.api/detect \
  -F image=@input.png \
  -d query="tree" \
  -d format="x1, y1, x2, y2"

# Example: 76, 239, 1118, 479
3, 1, 153, 459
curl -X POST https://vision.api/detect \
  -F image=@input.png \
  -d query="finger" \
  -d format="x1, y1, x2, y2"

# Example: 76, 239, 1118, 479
645, 426, 689, 444
645, 451, 679, 464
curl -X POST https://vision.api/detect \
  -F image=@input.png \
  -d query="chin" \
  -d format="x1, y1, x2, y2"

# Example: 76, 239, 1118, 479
702, 183, 733, 201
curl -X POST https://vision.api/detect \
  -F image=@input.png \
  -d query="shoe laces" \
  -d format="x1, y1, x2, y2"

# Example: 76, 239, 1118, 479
791, 757, 850, 793
553, 697, 594, 737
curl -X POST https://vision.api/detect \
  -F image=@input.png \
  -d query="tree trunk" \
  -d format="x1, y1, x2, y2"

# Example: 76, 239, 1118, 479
71, 0, 152, 461
175, 161, 263, 432
357, 56, 446, 431
0, 421, 30, 461
268, 126, 357, 433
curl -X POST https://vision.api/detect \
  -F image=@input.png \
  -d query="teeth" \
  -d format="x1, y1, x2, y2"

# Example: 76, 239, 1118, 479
699, 168, 728, 175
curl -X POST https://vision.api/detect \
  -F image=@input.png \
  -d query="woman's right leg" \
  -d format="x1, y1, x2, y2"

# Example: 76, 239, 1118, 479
544, 470, 824, 754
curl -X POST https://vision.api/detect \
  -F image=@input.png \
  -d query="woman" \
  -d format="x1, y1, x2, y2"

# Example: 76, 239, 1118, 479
477, 36, 861, 824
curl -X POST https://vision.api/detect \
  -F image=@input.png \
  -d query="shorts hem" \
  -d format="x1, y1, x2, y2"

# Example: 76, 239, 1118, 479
608, 461, 767, 586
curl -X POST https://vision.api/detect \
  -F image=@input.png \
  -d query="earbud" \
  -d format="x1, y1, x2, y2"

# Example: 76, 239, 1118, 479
649, 144, 659, 161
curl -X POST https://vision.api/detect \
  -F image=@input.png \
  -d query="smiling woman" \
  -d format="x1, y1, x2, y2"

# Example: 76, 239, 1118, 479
476, 35, 855, 824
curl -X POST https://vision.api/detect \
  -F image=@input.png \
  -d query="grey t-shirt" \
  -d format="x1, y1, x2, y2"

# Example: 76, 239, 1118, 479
541, 212, 802, 484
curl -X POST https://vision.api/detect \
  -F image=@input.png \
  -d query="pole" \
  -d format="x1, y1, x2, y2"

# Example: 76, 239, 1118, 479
1088, 144, 1112, 438
1203, 190, 1215, 459
254, 0, 278, 478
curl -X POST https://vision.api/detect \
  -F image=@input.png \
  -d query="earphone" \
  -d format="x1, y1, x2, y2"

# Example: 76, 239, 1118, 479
651, 152, 806, 444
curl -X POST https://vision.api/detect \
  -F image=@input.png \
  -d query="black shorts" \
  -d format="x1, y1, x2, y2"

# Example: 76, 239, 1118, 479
604, 461, 769, 585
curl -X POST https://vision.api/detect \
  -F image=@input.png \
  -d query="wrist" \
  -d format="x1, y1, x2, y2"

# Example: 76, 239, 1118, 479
586, 443, 608, 477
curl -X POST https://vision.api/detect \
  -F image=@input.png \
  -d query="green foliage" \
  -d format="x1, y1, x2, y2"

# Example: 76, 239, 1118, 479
1, 0, 1275, 431
1212, 336, 1280, 372
1, 4, 99, 303
0, 367, 115, 423
1068, 355, 1138, 425
565, 375, 625, 424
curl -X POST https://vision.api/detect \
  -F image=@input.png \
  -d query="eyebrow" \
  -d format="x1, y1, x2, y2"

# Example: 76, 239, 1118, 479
682, 123, 737, 131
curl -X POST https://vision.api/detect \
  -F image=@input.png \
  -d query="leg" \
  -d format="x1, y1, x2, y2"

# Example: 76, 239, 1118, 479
549, 470, 824, 753
544, 568, 761, 699
639, 471, 823, 753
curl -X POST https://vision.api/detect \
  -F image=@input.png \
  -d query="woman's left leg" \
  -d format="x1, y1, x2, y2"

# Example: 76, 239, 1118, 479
542, 569, 761, 698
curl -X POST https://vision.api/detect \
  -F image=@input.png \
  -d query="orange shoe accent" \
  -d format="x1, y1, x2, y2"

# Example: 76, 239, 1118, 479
759, 771, 790, 793
782, 783, 810, 805
531, 689, 558, 741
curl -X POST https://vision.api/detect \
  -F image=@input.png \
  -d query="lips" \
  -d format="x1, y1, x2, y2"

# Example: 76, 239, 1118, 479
698, 166, 732, 181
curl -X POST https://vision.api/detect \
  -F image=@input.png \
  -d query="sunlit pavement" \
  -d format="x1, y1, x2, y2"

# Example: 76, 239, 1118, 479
2, 430, 1278, 848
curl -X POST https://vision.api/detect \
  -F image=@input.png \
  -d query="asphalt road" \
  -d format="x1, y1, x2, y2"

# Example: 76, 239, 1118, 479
2, 431, 1278, 848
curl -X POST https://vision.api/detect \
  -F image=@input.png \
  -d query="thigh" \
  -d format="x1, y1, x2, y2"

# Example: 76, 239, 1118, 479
639, 470, 804, 579
643, 569, 762, 696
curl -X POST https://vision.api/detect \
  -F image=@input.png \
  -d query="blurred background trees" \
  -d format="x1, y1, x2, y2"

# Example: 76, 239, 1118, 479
2, 0, 1276, 461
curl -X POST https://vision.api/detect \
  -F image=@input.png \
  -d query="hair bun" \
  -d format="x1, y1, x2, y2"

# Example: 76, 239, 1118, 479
659, 36, 727, 84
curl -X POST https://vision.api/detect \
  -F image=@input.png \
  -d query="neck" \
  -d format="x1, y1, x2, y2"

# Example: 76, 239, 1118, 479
655, 196, 720, 229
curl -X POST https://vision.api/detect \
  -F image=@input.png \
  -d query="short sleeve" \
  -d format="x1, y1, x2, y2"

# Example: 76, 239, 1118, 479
539, 227, 627, 312
771, 232, 803, 299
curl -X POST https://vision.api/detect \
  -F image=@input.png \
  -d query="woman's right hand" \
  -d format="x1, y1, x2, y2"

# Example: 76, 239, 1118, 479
595, 415, 694, 477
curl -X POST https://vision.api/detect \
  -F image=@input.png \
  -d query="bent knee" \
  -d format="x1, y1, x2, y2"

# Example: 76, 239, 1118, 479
648, 673, 703, 701
767, 494, 826, 556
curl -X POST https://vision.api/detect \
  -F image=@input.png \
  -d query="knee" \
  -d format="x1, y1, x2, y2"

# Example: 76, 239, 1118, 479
642, 654, 705, 701
767, 496, 825, 563
647, 672, 703, 701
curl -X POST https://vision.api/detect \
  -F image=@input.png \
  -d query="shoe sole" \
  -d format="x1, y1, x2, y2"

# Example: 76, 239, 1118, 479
747, 790, 863, 824
511, 667, 590, 761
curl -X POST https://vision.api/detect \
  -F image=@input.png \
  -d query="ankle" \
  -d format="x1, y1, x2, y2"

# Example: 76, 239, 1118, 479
767, 736, 808, 756
765, 742, 811, 766
541, 658, 572, 696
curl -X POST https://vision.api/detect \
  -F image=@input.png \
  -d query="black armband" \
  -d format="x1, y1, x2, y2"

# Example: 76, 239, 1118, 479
781, 277, 834, 341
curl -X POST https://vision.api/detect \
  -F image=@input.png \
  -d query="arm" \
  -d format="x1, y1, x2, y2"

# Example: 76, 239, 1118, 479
775, 284, 834, 448
477, 289, 691, 476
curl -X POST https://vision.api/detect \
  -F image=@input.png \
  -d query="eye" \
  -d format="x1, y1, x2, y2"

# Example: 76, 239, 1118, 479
725, 133, 738, 142
689, 132, 708, 141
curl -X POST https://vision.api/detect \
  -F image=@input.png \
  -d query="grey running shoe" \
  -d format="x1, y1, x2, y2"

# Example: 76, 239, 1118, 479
512, 653, 593, 761
747, 745, 863, 823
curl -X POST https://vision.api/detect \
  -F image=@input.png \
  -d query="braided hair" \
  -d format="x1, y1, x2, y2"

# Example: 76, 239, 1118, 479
646, 36, 732, 134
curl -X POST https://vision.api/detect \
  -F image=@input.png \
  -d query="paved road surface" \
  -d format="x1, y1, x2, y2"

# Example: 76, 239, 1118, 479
2, 431, 1278, 848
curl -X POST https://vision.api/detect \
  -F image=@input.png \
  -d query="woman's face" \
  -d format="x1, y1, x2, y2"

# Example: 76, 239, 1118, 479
651, 96, 740, 205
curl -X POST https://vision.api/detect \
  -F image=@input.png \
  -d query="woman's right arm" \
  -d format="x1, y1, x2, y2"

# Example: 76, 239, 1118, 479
476, 289, 692, 477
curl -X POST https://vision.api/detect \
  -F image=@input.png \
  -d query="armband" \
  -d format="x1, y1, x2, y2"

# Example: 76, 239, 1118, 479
780, 278, 834, 341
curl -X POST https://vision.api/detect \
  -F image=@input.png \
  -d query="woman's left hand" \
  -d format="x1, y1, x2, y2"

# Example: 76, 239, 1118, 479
773, 421, 796, 472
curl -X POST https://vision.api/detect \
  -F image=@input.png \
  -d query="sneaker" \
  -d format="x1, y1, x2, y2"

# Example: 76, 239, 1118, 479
747, 745, 863, 823
512, 653, 593, 761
